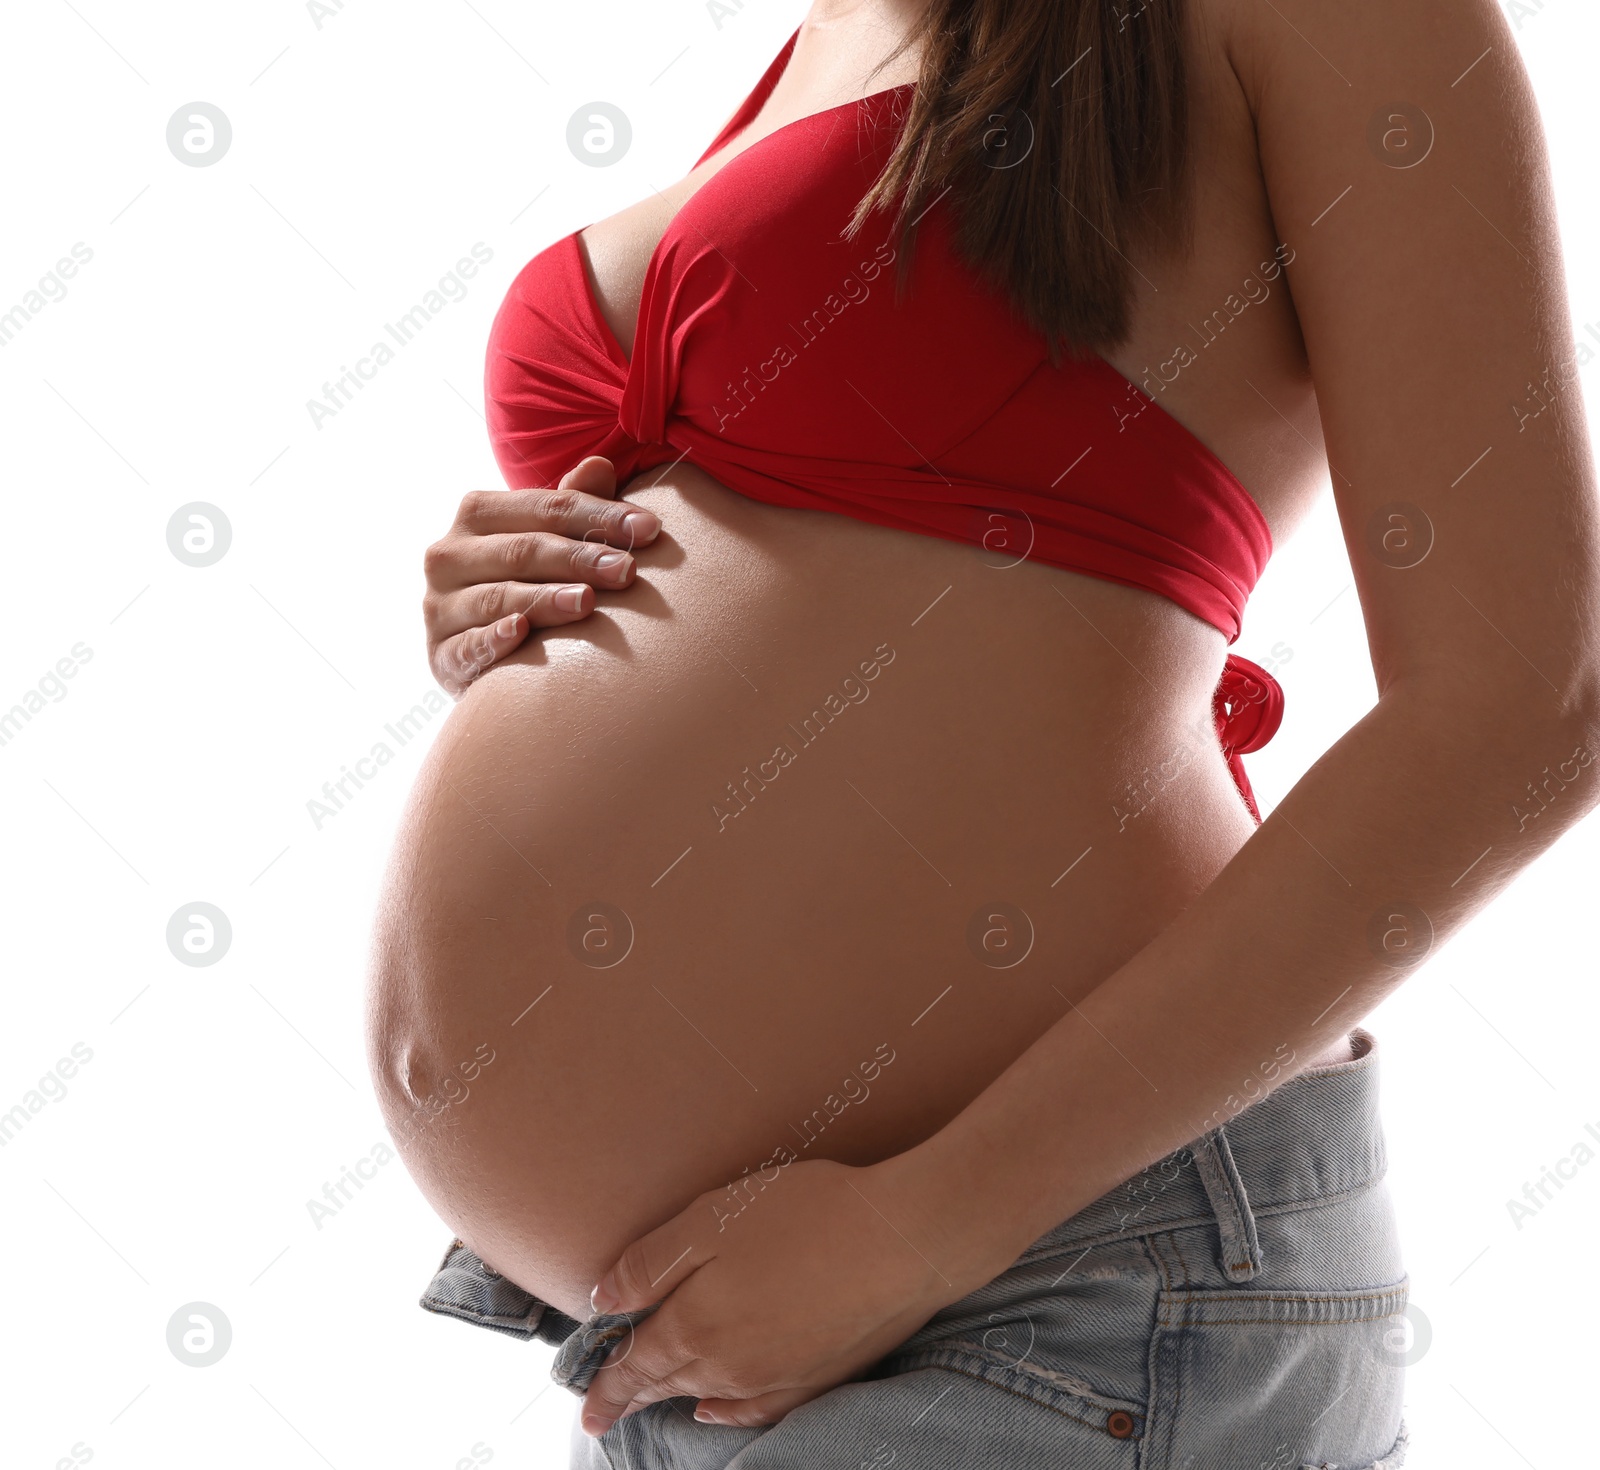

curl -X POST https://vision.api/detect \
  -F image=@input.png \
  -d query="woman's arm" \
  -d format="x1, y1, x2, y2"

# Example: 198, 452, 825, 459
577, 0, 1600, 1433
880, 0, 1600, 1272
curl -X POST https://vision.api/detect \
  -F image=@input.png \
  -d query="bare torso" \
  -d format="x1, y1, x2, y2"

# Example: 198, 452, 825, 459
367, 0, 1347, 1323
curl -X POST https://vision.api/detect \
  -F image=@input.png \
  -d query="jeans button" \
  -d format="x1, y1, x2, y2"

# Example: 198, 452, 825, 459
1106, 1410, 1135, 1439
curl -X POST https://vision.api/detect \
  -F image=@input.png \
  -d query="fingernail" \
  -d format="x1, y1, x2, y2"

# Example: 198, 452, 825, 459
621, 511, 659, 544
589, 1282, 618, 1315
581, 1414, 608, 1438
594, 552, 628, 578
554, 586, 586, 613
494, 614, 522, 638
693, 1407, 716, 1424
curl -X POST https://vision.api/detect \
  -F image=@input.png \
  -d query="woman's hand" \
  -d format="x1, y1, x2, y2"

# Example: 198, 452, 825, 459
423, 455, 660, 696
578, 1156, 985, 1438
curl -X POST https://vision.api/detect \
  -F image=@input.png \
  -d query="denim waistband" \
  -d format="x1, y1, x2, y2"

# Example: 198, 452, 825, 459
419, 1029, 1383, 1393
1012, 1028, 1384, 1282
420, 1240, 585, 1348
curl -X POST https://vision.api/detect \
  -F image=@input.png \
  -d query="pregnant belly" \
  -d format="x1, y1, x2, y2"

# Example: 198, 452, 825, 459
366, 465, 1256, 1321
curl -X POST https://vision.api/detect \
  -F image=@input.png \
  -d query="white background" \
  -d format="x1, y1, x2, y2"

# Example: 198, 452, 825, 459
1, 2, 1595, 1466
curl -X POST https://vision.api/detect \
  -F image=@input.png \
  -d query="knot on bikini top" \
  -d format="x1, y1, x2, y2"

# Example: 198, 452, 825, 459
1213, 653, 1285, 823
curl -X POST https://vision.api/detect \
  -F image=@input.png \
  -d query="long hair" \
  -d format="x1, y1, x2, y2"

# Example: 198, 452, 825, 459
849, 0, 1195, 359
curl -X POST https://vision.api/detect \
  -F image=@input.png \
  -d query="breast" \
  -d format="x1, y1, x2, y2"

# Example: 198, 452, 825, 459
365, 464, 1254, 1322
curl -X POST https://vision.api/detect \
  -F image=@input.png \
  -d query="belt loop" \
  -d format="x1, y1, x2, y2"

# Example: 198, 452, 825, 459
1192, 1127, 1264, 1281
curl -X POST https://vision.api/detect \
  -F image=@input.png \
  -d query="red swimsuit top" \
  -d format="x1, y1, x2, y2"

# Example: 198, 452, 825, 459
484, 28, 1285, 821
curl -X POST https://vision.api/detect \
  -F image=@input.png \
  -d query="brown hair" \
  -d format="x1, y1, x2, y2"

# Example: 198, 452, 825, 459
849, 0, 1195, 359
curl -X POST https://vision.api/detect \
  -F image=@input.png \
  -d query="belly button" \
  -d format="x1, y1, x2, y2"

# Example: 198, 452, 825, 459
391, 1041, 428, 1108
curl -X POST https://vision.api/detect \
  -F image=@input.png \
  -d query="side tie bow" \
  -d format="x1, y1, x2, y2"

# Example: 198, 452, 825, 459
1212, 653, 1285, 825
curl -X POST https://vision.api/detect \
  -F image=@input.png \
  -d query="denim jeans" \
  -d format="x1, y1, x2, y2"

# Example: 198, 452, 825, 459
421, 1029, 1409, 1469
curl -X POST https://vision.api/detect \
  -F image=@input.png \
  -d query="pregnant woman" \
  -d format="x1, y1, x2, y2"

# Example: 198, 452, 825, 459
368, 1, 1600, 1464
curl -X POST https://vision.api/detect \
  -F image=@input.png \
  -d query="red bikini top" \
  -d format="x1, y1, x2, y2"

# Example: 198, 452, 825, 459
484, 28, 1285, 821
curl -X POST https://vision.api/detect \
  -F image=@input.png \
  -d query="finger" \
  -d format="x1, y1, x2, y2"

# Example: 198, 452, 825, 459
557, 454, 619, 497
579, 1331, 697, 1437
612, 1371, 701, 1425
431, 589, 591, 696
590, 1213, 715, 1317
693, 1386, 820, 1429
430, 614, 528, 698
451, 477, 660, 549
425, 531, 638, 602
